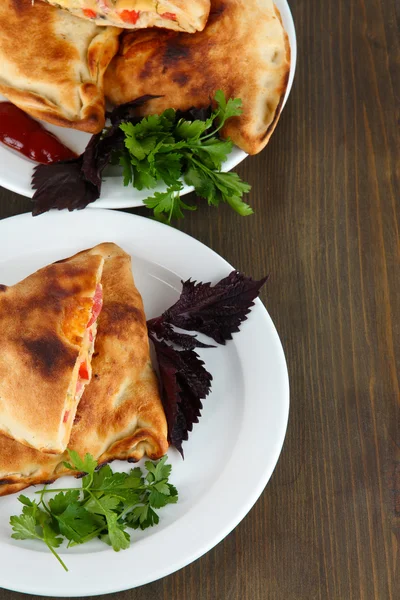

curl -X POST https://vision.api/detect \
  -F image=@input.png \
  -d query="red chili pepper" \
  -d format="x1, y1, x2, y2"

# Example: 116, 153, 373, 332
63, 410, 70, 424
161, 12, 177, 21
82, 8, 97, 19
119, 10, 140, 24
0, 102, 77, 164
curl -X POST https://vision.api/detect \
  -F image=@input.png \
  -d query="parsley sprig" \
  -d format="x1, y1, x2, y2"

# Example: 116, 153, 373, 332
32, 91, 253, 221
10, 451, 177, 571
118, 90, 253, 222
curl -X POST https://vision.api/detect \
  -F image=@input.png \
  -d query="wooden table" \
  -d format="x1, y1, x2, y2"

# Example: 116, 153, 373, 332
0, 0, 398, 598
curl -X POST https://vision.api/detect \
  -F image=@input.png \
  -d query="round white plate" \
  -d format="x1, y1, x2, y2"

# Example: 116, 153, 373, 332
0, 210, 289, 597
0, 0, 296, 208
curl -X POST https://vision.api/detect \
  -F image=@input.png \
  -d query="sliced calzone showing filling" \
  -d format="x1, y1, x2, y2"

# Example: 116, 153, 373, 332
41, 0, 210, 33
0, 0, 120, 133
0, 249, 105, 454
0, 243, 169, 497
105, 0, 290, 154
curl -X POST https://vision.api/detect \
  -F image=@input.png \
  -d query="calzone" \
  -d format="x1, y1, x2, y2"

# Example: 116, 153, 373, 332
0, 243, 169, 496
105, 0, 291, 154
0, 248, 105, 454
0, 0, 120, 133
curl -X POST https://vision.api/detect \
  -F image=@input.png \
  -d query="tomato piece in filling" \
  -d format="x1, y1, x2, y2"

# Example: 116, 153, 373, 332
161, 12, 177, 21
87, 284, 103, 328
79, 361, 90, 381
83, 8, 97, 18
63, 410, 70, 424
119, 10, 140, 24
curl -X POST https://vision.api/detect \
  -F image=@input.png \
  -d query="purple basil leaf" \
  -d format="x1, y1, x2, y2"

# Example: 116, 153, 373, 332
175, 105, 213, 123
31, 95, 162, 215
106, 95, 162, 126
147, 318, 214, 350
81, 132, 103, 188
31, 158, 99, 216
159, 271, 268, 344
149, 335, 212, 456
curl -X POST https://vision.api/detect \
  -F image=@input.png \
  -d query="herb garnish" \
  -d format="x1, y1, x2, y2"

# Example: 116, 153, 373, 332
32, 92, 252, 222
10, 452, 177, 571
147, 271, 268, 454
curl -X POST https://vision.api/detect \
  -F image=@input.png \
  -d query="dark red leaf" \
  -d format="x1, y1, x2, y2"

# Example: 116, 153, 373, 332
31, 157, 99, 216
175, 105, 213, 123
147, 318, 214, 350
106, 95, 162, 126
31, 96, 160, 215
147, 270, 267, 454
149, 335, 212, 457
157, 271, 268, 344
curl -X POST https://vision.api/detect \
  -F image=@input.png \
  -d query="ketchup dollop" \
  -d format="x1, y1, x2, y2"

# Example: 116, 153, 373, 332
0, 102, 78, 164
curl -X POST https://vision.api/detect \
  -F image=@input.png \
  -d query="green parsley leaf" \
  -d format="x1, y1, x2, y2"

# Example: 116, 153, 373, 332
42, 521, 63, 549
191, 138, 233, 170
55, 504, 105, 544
114, 91, 251, 222
144, 183, 197, 221
17, 494, 34, 507
85, 494, 121, 516
153, 153, 183, 186
148, 487, 177, 509
145, 455, 172, 482
175, 118, 208, 141
10, 453, 177, 570
106, 514, 130, 552
10, 509, 67, 571
184, 165, 216, 201
63, 450, 97, 476
48, 490, 80, 516
184, 161, 253, 216
131, 158, 159, 190
214, 90, 243, 126
119, 151, 134, 186
10, 514, 39, 541
125, 504, 160, 530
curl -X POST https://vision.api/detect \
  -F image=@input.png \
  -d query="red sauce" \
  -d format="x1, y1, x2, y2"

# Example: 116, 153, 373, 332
0, 102, 77, 164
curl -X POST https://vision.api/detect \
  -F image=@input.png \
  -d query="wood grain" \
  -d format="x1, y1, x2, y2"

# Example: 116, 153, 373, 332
0, 0, 398, 598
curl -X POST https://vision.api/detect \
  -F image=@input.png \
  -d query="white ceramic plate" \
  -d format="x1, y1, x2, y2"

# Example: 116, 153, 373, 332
0, 210, 289, 597
0, 0, 296, 208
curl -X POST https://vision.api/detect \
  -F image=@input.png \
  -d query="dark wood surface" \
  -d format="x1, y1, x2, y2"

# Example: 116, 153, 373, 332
0, 0, 399, 598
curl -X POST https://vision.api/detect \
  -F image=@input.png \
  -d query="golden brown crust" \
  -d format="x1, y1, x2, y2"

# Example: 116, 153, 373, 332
0, 243, 169, 496
105, 0, 290, 154
0, 251, 105, 453
0, 0, 120, 133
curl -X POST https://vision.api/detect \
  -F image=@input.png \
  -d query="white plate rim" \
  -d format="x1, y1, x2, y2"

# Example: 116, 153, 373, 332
0, 0, 296, 208
0, 209, 289, 596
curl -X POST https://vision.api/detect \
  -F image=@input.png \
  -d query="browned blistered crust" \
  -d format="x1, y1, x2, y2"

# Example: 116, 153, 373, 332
0, 251, 105, 453
105, 0, 291, 154
0, 0, 120, 133
0, 243, 168, 496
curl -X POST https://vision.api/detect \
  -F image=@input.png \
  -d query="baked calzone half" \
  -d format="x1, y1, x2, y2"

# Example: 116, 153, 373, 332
0, 248, 105, 454
105, 0, 290, 154
0, 243, 168, 496
0, 0, 120, 133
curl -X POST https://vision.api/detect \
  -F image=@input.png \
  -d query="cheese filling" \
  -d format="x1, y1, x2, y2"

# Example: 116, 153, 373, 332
42, 1, 195, 30
62, 283, 103, 435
